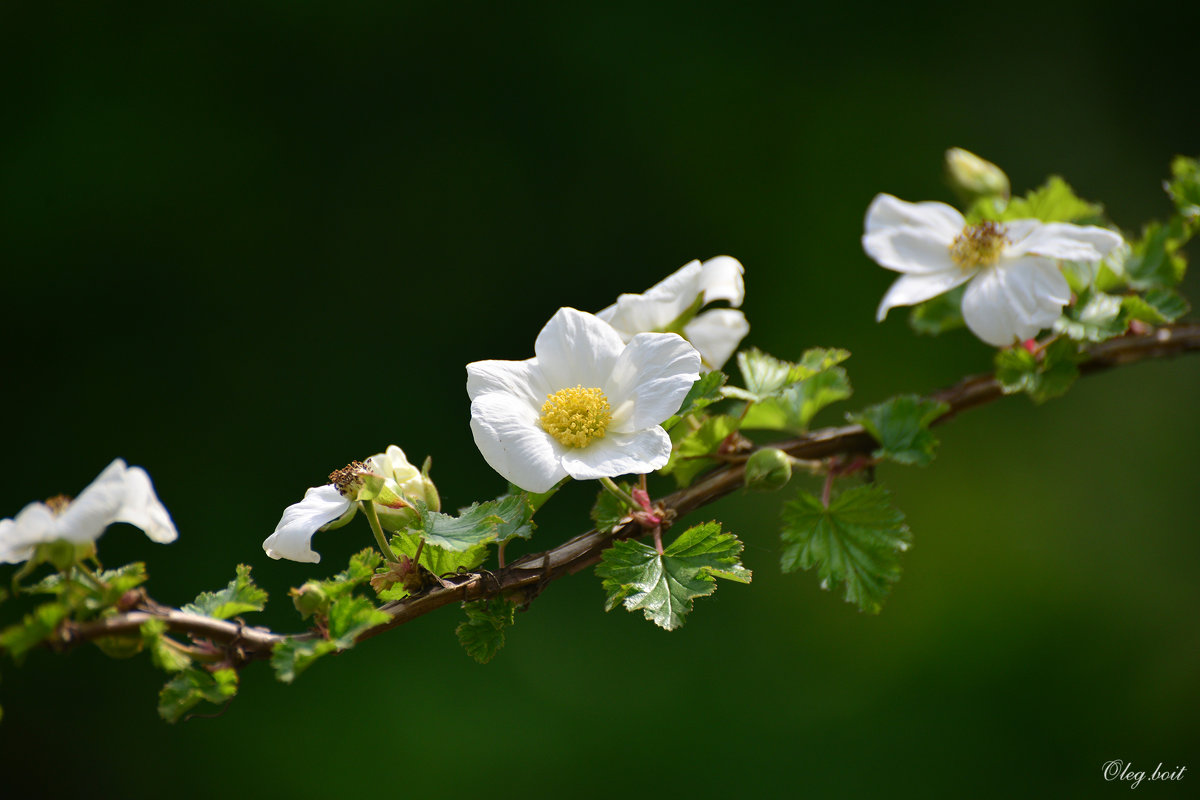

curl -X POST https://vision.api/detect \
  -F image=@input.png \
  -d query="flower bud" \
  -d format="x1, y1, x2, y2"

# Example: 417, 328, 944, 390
365, 445, 440, 531
945, 147, 1010, 204
743, 448, 793, 492
290, 582, 329, 619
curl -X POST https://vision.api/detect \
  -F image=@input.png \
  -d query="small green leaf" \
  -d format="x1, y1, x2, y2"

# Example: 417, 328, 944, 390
271, 638, 338, 684
590, 483, 634, 533
1000, 176, 1104, 224
781, 485, 911, 614
1165, 155, 1200, 218
389, 531, 487, 578
994, 338, 1080, 404
1054, 289, 1127, 343
327, 596, 390, 649
140, 619, 192, 673
182, 565, 268, 620
661, 414, 739, 487
596, 522, 751, 631
737, 348, 806, 398
908, 286, 967, 335
740, 367, 852, 433
663, 370, 728, 431
456, 597, 519, 664
1125, 220, 1188, 290
0, 602, 67, 663
417, 493, 535, 551
158, 667, 238, 723
848, 395, 949, 467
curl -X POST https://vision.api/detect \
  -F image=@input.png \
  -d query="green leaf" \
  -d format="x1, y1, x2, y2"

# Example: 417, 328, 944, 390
848, 395, 949, 467
389, 531, 487, 579
140, 619, 192, 673
327, 595, 390, 648
1054, 289, 1126, 343
590, 482, 634, 533
182, 564, 268, 621
456, 597, 519, 664
418, 493, 535, 551
661, 414, 739, 487
157, 667, 238, 723
1140, 288, 1190, 322
908, 286, 966, 335
994, 338, 1080, 404
734, 348, 850, 402
740, 367, 852, 433
1165, 155, 1200, 219
0, 602, 67, 663
271, 638, 338, 684
663, 370, 728, 431
781, 485, 911, 614
1125, 220, 1188, 290
596, 522, 751, 631
1000, 176, 1104, 224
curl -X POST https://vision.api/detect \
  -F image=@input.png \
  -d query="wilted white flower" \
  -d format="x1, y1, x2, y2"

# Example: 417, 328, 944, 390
263, 445, 438, 564
597, 256, 748, 370
864, 194, 1123, 346
467, 307, 701, 493
0, 459, 177, 565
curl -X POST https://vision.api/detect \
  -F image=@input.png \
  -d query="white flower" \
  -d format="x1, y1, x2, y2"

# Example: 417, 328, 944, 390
467, 307, 701, 493
864, 194, 1124, 346
0, 459, 177, 565
597, 256, 749, 370
263, 445, 436, 564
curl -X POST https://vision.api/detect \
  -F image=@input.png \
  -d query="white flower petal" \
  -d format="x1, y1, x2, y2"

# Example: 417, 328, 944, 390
465, 357, 551, 409
604, 332, 701, 432
114, 465, 178, 544
961, 257, 1070, 346
54, 459, 130, 544
864, 194, 964, 239
0, 504, 57, 564
534, 308, 626, 391
876, 270, 973, 321
696, 256, 745, 307
263, 484, 354, 564
469, 391, 567, 493
862, 227, 959, 274
1007, 222, 1124, 262
560, 428, 672, 481
682, 309, 749, 371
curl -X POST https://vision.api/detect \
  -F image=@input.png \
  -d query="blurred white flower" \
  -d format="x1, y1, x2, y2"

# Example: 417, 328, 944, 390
263, 445, 438, 564
467, 307, 701, 493
0, 459, 177, 564
864, 194, 1123, 346
597, 256, 748, 370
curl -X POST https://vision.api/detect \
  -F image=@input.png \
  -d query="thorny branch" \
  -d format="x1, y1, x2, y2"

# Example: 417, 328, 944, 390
54, 323, 1200, 664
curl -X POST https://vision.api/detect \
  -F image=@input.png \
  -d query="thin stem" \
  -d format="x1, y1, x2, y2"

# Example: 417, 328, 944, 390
651, 526, 664, 555
599, 476, 639, 509
361, 502, 398, 562
821, 464, 835, 507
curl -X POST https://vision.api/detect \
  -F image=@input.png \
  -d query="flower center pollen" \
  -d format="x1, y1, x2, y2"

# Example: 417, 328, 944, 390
329, 461, 368, 497
539, 385, 613, 448
949, 221, 1009, 270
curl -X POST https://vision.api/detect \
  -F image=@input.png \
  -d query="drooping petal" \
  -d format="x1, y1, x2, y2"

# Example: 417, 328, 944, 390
876, 270, 973, 321
1007, 222, 1124, 262
961, 257, 1070, 346
262, 484, 354, 564
54, 459, 130, 544
113, 465, 178, 544
469, 391, 567, 493
862, 227, 960, 274
534, 308, 626, 392
559, 428, 672, 481
604, 332, 702, 432
695, 256, 745, 307
465, 357, 551, 410
683, 308, 750, 370
864, 194, 965, 239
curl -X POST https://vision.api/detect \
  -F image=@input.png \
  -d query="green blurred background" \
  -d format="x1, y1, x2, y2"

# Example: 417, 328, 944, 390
2, 1, 1198, 796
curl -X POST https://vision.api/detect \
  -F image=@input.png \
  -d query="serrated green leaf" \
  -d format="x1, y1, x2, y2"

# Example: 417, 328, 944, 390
388, 531, 488, 580
182, 565, 268, 620
1125, 220, 1187, 290
661, 414, 739, 487
418, 493, 535, 551
326, 595, 390, 648
157, 667, 238, 723
1141, 288, 1189, 322
908, 286, 967, 335
781, 485, 911, 614
994, 338, 1080, 404
1054, 290, 1126, 343
456, 597, 519, 664
848, 395, 949, 467
140, 619, 192, 673
1001, 176, 1104, 224
590, 483, 634, 533
271, 638, 338, 684
596, 522, 751, 631
0, 602, 67, 662
663, 370, 728, 431
326, 549, 384, 599
735, 348, 850, 402
740, 367, 852, 433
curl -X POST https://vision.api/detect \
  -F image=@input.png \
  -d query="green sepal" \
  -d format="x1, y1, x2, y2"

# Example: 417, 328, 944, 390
781, 485, 911, 614
157, 667, 238, 723
596, 522, 751, 631
663, 370, 728, 431
847, 395, 949, 467
182, 564, 268, 621
140, 618, 192, 673
739, 367, 852, 433
908, 286, 966, 336
590, 482, 634, 533
0, 602, 68, 663
997, 175, 1105, 224
456, 597, 519, 664
661, 414, 739, 487
994, 338, 1080, 404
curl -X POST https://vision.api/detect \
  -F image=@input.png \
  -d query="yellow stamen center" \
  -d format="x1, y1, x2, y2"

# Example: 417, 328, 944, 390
949, 221, 1009, 270
539, 385, 613, 448
45, 494, 72, 515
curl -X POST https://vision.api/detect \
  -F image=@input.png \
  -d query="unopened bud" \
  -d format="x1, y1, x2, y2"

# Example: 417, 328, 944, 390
945, 147, 1010, 204
744, 448, 793, 492
290, 582, 329, 619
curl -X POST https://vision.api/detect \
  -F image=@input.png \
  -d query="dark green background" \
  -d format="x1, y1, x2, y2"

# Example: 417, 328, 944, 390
2, 2, 1198, 797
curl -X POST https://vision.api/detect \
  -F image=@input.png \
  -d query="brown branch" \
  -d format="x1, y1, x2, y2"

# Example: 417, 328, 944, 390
53, 323, 1200, 663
